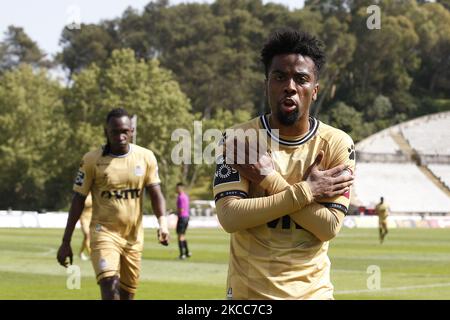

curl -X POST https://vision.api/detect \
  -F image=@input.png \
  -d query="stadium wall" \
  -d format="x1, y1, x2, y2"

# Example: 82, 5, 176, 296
2, 211, 450, 229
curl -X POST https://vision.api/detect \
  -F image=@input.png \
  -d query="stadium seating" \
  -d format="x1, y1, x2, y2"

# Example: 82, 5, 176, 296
402, 115, 450, 155
354, 163, 450, 214
428, 164, 450, 189
356, 132, 400, 155
353, 112, 450, 214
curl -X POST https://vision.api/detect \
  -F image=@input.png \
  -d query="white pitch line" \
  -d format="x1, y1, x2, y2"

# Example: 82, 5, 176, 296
336, 282, 450, 295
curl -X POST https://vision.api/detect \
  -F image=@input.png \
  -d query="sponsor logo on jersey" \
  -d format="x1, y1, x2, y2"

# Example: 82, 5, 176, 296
74, 171, 85, 186
101, 188, 141, 200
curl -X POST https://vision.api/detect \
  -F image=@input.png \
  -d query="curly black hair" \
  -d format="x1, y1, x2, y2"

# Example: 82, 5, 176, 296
103, 107, 130, 156
106, 107, 130, 124
261, 29, 326, 80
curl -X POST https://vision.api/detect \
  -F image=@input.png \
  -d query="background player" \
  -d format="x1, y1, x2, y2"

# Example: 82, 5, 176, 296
176, 182, 191, 259
376, 196, 389, 244
214, 29, 355, 300
57, 107, 169, 300
78, 193, 92, 261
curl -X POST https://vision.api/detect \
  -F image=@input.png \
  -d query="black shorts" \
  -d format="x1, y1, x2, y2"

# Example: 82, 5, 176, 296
176, 217, 189, 234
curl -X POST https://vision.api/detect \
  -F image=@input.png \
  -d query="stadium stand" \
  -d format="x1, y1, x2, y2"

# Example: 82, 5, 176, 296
428, 164, 450, 190
356, 132, 400, 155
353, 111, 450, 215
354, 163, 450, 213
402, 115, 450, 156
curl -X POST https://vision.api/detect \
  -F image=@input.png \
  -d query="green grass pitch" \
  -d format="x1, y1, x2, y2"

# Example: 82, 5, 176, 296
1, 227, 450, 300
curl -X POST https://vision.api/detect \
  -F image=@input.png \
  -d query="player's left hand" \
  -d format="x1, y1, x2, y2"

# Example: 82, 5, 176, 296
157, 228, 169, 246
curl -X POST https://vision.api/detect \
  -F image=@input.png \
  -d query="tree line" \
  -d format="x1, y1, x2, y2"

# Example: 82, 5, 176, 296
0, 0, 449, 210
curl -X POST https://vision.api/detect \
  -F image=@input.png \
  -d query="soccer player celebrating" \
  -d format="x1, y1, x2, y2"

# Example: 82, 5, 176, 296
57, 108, 169, 300
213, 29, 355, 300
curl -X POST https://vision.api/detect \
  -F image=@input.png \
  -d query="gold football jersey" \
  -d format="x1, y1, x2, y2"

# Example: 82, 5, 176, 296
376, 203, 389, 221
73, 144, 160, 244
213, 115, 355, 299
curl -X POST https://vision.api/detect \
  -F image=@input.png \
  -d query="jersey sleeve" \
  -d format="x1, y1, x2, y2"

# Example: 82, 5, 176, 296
317, 132, 356, 215
145, 150, 161, 186
73, 154, 95, 196
212, 154, 249, 202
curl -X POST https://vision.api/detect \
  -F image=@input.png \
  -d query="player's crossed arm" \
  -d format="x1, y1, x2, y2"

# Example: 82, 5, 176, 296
223, 137, 354, 199
219, 137, 354, 239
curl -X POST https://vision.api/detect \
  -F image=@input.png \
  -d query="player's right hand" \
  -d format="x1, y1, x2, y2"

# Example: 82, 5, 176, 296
224, 136, 274, 184
157, 228, 169, 246
304, 151, 354, 199
57, 242, 73, 268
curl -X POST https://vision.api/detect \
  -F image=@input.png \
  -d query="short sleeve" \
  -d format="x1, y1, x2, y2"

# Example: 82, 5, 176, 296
145, 150, 161, 186
73, 154, 94, 196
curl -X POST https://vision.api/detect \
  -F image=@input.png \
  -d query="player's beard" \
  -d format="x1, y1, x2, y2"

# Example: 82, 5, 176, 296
276, 105, 300, 126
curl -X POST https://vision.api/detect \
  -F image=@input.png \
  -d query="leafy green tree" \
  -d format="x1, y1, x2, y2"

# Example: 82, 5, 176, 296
0, 65, 68, 209
312, 16, 356, 117
409, 2, 450, 97
0, 26, 51, 72
57, 22, 119, 76
366, 95, 392, 120
324, 101, 374, 142
52, 0, 449, 150
437, 0, 450, 10
345, 2, 420, 119
186, 108, 252, 200
117, 6, 159, 60
65, 49, 194, 207
149, 1, 265, 117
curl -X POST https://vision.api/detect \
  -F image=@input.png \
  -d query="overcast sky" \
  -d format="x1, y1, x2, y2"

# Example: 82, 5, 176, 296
0, 0, 305, 58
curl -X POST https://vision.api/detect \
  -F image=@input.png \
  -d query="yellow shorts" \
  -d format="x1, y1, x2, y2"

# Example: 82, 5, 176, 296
90, 224, 142, 294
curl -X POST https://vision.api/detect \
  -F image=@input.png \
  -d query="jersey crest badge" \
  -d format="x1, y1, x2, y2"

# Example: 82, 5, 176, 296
135, 165, 144, 177
213, 155, 240, 186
